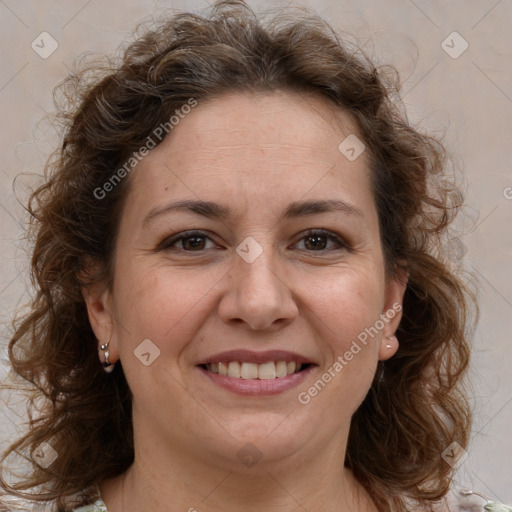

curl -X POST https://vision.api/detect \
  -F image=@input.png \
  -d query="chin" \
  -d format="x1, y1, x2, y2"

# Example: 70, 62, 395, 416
216, 416, 309, 458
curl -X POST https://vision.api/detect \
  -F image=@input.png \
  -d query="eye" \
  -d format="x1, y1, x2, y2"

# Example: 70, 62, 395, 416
293, 229, 348, 252
157, 229, 349, 254
158, 230, 216, 252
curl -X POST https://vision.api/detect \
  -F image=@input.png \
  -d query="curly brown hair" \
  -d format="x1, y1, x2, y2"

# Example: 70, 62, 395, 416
1, 1, 475, 511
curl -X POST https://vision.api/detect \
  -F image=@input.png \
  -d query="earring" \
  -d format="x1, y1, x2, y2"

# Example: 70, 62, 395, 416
100, 338, 115, 373
386, 335, 397, 349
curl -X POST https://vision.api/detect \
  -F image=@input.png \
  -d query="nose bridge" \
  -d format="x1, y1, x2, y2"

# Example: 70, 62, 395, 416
219, 234, 297, 330
235, 235, 283, 299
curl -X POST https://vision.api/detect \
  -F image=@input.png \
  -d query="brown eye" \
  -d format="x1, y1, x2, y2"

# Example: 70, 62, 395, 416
294, 229, 348, 252
304, 233, 329, 251
158, 231, 215, 252
180, 235, 207, 251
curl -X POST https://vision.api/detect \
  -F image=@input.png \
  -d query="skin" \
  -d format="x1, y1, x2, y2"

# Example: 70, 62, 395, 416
83, 90, 407, 512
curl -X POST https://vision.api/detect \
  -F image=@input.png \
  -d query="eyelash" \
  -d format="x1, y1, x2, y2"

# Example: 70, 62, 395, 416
157, 229, 350, 254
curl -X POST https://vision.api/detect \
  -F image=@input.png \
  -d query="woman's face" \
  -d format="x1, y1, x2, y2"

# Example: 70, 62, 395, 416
86, 91, 405, 470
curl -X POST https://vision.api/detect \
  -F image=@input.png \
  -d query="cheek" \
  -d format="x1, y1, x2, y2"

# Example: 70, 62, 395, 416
303, 277, 383, 403
292, 270, 385, 426
112, 262, 221, 352
301, 267, 385, 348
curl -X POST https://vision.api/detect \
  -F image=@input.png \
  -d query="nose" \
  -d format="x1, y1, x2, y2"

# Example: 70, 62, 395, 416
217, 244, 299, 331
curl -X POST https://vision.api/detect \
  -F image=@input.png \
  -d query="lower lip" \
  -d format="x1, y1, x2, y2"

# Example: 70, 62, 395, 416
197, 365, 315, 396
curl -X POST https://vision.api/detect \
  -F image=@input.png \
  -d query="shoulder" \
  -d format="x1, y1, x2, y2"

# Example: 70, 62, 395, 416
0, 483, 107, 512
0, 496, 108, 512
71, 483, 108, 511
433, 487, 512, 512
68, 487, 512, 512
72, 500, 108, 512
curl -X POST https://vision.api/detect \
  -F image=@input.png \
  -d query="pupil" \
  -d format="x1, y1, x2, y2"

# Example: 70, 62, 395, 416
306, 235, 325, 250
185, 236, 204, 250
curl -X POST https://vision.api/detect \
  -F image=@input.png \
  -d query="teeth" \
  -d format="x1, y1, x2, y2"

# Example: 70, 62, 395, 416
228, 361, 241, 378
258, 361, 276, 380
205, 361, 305, 379
241, 362, 258, 379
276, 361, 288, 378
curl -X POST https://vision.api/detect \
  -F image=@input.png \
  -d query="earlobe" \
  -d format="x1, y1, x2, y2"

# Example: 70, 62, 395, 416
378, 265, 408, 361
99, 336, 116, 373
378, 333, 399, 361
81, 282, 119, 368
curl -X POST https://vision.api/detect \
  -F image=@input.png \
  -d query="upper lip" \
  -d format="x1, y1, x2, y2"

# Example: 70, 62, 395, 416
197, 349, 315, 365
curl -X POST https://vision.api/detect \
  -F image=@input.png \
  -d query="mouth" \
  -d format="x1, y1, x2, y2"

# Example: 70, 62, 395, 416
196, 349, 316, 396
199, 361, 313, 380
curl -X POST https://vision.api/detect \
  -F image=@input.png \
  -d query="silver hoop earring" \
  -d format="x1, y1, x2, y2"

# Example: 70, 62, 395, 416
100, 339, 115, 373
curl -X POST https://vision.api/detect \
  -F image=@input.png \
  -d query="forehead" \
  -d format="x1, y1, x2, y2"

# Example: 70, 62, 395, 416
162, 90, 363, 164
126, 90, 373, 219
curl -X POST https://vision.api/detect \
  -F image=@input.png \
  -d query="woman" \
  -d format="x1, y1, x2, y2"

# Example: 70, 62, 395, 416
0, 1, 509, 511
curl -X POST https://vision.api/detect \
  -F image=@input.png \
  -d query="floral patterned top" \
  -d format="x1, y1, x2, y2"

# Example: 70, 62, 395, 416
73, 502, 107, 512
1, 485, 510, 511
69, 486, 512, 512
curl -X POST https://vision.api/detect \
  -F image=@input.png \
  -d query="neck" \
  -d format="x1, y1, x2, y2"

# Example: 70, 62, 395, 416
99, 435, 378, 512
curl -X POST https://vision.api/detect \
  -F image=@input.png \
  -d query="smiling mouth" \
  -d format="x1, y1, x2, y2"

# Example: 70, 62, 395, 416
199, 361, 312, 380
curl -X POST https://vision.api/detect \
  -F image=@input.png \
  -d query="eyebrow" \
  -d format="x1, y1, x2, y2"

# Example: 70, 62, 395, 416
143, 198, 364, 226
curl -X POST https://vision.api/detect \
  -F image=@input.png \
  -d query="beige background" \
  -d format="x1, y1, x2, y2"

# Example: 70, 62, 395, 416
0, 0, 511, 502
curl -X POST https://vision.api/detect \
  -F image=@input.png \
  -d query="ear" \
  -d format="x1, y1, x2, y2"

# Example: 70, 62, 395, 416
81, 280, 119, 366
378, 265, 408, 361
